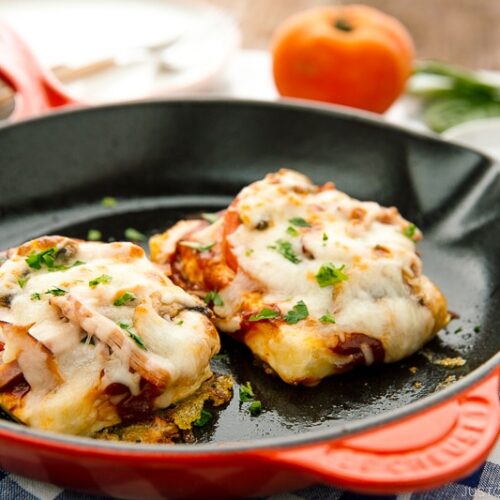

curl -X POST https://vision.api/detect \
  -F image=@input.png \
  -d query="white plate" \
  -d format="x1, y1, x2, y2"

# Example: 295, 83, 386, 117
0, 0, 240, 102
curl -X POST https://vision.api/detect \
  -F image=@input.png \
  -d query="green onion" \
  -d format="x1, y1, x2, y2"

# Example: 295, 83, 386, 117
87, 229, 102, 241
89, 274, 112, 288
17, 276, 29, 288
101, 197, 117, 208
249, 400, 262, 416
239, 381, 255, 402
204, 291, 224, 307
124, 228, 146, 242
289, 217, 311, 228
44, 287, 67, 296
193, 409, 212, 427
286, 226, 300, 237
319, 313, 336, 324
179, 241, 214, 252
403, 224, 417, 239
113, 291, 136, 306
118, 322, 147, 350
202, 213, 219, 224
270, 239, 301, 264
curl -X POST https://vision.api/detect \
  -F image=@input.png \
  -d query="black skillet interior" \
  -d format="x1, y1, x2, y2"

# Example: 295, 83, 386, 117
0, 99, 499, 443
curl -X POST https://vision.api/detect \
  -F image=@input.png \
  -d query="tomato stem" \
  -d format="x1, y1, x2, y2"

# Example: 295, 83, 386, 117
334, 18, 353, 32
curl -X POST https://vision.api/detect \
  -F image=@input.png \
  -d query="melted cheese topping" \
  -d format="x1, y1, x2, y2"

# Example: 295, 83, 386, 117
152, 169, 449, 385
0, 237, 219, 435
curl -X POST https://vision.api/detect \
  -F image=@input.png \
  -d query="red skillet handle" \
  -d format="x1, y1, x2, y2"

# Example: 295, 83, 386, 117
0, 20, 79, 120
266, 369, 499, 494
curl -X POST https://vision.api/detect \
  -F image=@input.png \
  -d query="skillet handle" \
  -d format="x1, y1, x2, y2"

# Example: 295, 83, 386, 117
266, 370, 499, 494
0, 20, 79, 120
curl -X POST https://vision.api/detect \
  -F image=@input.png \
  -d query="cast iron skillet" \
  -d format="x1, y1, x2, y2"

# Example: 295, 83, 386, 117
0, 21, 498, 499
0, 97, 499, 439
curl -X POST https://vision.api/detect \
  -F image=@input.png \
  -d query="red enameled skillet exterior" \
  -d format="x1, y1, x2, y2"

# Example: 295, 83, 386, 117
0, 20, 498, 498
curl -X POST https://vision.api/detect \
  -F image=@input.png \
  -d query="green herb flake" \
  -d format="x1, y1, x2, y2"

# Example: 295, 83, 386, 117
403, 224, 417, 239
17, 276, 29, 288
193, 409, 213, 427
245, 248, 254, 257
201, 213, 219, 224
474, 325, 481, 333
248, 308, 279, 322
204, 291, 224, 307
289, 217, 311, 228
249, 400, 262, 416
322, 233, 328, 241
25, 247, 57, 270
239, 381, 255, 403
101, 197, 117, 208
87, 229, 102, 241
89, 274, 112, 288
30, 292, 41, 301
270, 239, 301, 264
124, 228, 146, 242
454, 327, 463, 334
284, 300, 309, 325
286, 226, 300, 237
176, 320, 184, 326
118, 322, 147, 350
315, 263, 348, 288
320, 313, 336, 324
179, 241, 214, 252
45, 287, 67, 296
113, 291, 136, 306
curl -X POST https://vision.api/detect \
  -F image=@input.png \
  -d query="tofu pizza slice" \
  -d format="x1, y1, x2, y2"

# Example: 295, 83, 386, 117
0, 236, 220, 436
150, 169, 449, 386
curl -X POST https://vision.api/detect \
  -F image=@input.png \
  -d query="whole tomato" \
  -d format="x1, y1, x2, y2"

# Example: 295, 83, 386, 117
272, 5, 414, 113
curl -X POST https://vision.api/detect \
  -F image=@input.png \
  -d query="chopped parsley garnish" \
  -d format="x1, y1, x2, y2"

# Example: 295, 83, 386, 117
320, 312, 336, 324
113, 291, 136, 306
474, 325, 481, 333
17, 276, 29, 288
176, 320, 184, 326
249, 400, 262, 416
124, 228, 146, 242
118, 322, 147, 350
193, 409, 213, 427
315, 263, 348, 288
270, 239, 301, 264
179, 241, 214, 252
454, 327, 463, 334
201, 213, 219, 224
286, 226, 300, 237
322, 233, 328, 242
284, 300, 309, 324
87, 229, 102, 241
248, 308, 279, 322
25, 247, 84, 272
245, 248, 254, 257
101, 197, 117, 208
26, 247, 57, 270
239, 381, 255, 402
204, 291, 224, 307
403, 224, 417, 239
89, 274, 112, 288
45, 287, 67, 296
289, 217, 311, 228
239, 381, 262, 416
30, 292, 41, 301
